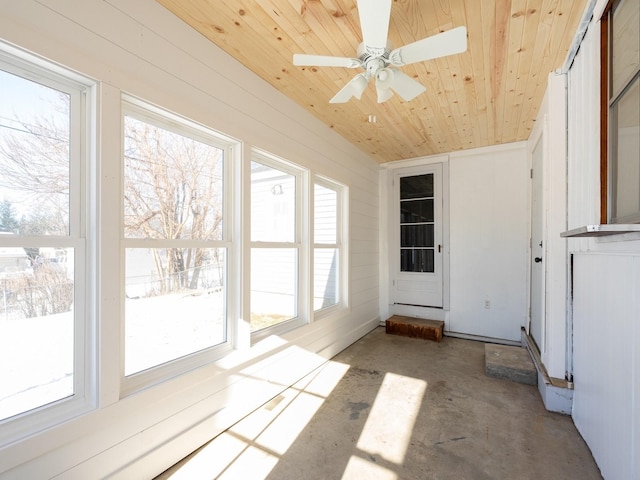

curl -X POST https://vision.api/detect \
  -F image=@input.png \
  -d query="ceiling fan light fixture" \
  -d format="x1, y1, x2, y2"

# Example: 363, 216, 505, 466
329, 73, 370, 103
293, 0, 466, 105
376, 86, 394, 103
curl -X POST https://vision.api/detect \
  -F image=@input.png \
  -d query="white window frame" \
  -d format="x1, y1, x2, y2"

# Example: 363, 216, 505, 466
0, 45, 95, 445
249, 149, 309, 343
312, 176, 348, 319
120, 96, 237, 395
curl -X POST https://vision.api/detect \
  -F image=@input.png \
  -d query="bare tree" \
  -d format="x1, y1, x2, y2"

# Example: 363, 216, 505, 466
124, 117, 223, 292
0, 91, 70, 236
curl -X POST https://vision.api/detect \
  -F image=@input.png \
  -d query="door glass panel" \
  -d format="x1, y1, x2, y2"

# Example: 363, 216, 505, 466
401, 224, 434, 247
401, 199, 434, 223
400, 174, 435, 272
400, 174, 433, 199
400, 249, 434, 273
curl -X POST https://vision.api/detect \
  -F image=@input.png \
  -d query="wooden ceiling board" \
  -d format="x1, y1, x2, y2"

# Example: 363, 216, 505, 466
156, 0, 588, 163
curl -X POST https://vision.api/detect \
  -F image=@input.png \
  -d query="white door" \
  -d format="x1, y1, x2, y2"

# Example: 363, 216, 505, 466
392, 164, 443, 307
530, 136, 545, 350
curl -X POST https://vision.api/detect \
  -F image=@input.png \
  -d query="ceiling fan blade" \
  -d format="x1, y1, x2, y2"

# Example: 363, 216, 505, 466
329, 73, 370, 103
388, 26, 468, 66
357, 0, 392, 50
388, 69, 427, 101
293, 54, 362, 68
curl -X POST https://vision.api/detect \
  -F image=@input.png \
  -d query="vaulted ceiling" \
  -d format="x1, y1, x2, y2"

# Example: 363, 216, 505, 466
156, 0, 588, 163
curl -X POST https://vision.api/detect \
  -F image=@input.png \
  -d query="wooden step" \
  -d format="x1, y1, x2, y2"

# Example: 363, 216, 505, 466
385, 315, 444, 342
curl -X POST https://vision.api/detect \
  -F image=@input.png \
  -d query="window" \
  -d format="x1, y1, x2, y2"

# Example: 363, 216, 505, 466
250, 155, 305, 334
313, 180, 343, 312
602, 0, 640, 223
122, 99, 233, 387
0, 52, 91, 434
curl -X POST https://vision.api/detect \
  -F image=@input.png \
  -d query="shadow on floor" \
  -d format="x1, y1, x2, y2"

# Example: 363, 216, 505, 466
156, 327, 601, 480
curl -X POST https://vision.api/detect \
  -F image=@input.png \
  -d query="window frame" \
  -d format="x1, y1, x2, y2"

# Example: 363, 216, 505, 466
249, 149, 309, 342
312, 176, 348, 318
120, 96, 237, 396
600, 0, 640, 224
0, 46, 95, 445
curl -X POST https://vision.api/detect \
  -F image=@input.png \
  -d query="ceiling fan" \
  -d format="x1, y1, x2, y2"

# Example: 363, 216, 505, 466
293, 0, 467, 104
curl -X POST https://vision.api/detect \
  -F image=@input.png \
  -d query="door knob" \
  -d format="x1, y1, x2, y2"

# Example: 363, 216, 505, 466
534, 257, 542, 263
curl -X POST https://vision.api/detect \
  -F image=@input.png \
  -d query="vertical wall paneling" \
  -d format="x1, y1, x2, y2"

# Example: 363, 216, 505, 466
542, 72, 569, 379
566, 3, 640, 478
572, 253, 640, 480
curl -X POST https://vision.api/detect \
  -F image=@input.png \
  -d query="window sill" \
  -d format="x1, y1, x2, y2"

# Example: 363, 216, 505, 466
561, 224, 640, 237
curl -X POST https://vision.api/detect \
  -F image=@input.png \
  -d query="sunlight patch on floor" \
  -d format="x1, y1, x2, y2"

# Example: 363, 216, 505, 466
356, 372, 427, 464
162, 360, 350, 480
342, 455, 398, 480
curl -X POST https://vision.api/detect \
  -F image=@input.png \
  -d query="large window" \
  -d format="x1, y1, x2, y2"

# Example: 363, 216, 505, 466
0, 54, 90, 431
602, 0, 640, 223
122, 100, 233, 385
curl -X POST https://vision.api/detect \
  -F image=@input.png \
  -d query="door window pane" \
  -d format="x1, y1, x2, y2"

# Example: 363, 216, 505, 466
401, 224, 434, 247
251, 162, 295, 242
400, 174, 433, 199
401, 199, 434, 223
125, 248, 226, 375
400, 249, 434, 273
251, 248, 297, 331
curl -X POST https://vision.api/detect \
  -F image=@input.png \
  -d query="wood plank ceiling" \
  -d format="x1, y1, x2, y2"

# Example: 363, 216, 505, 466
156, 0, 588, 163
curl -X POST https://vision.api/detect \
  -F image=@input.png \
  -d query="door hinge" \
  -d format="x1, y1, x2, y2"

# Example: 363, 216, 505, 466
530, 168, 533, 179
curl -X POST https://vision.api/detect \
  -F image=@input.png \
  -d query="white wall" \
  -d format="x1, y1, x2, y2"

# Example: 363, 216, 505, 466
0, 1, 380, 478
448, 144, 529, 342
566, 2, 640, 478
380, 143, 530, 343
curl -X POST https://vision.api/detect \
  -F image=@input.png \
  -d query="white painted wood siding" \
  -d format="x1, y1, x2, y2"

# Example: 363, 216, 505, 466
0, 0, 380, 478
566, 6, 640, 479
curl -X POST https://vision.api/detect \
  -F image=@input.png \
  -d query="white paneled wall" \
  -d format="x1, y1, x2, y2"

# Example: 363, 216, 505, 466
572, 253, 640, 480
449, 144, 529, 342
0, 0, 380, 478
566, 5, 640, 479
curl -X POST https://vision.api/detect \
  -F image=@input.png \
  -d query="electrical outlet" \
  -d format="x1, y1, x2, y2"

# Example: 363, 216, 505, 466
484, 300, 491, 309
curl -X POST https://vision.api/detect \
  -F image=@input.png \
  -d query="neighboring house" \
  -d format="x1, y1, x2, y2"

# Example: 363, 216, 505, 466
0, 247, 29, 276
0, 1, 637, 480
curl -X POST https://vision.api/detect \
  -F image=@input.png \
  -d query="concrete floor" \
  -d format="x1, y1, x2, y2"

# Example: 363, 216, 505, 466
155, 327, 602, 480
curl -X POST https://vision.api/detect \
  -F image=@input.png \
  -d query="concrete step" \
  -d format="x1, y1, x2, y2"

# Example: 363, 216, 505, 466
385, 315, 444, 342
485, 344, 537, 386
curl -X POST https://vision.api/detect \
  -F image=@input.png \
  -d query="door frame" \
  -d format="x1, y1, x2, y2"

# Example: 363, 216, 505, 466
529, 130, 546, 352
380, 156, 450, 322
